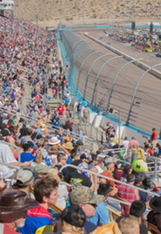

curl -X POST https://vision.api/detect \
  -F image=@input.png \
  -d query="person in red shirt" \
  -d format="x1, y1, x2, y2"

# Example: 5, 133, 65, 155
146, 144, 154, 156
150, 128, 158, 148
57, 104, 65, 115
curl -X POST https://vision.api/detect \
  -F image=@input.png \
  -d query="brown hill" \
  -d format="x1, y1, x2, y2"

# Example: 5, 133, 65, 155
13, 0, 161, 27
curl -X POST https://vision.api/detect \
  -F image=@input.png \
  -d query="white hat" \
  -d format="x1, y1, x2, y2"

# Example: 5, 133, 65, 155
48, 137, 60, 145
16, 169, 34, 186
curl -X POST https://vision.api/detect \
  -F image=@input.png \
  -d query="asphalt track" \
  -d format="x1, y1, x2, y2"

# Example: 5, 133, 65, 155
68, 28, 161, 134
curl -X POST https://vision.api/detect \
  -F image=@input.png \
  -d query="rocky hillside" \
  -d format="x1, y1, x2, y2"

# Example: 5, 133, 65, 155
13, 0, 161, 26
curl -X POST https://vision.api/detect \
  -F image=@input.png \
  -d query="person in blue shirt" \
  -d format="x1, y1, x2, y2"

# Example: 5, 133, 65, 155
52, 117, 60, 128
87, 201, 109, 226
20, 141, 35, 163
64, 96, 69, 106
135, 176, 149, 203
81, 98, 87, 107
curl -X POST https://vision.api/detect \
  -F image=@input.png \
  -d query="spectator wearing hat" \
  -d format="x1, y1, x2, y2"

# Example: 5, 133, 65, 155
107, 138, 115, 148
66, 154, 92, 188
88, 154, 99, 170
77, 153, 89, 177
34, 164, 51, 180
17, 178, 59, 234
0, 190, 38, 234
77, 145, 86, 155
12, 169, 35, 198
69, 186, 104, 233
90, 155, 104, 175
147, 196, 161, 232
47, 137, 61, 164
62, 139, 74, 152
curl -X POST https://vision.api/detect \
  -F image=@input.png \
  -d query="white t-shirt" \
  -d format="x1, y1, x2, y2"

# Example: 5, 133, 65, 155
56, 183, 68, 209
0, 143, 17, 178
122, 140, 129, 150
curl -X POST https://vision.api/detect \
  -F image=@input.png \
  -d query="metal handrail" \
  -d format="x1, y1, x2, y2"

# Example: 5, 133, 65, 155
60, 164, 159, 197
72, 109, 105, 145
0, 106, 103, 150
0, 107, 86, 140
107, 196, 130, 207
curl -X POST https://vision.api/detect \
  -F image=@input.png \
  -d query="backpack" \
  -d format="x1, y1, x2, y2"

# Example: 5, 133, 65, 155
90, 222, 121, 234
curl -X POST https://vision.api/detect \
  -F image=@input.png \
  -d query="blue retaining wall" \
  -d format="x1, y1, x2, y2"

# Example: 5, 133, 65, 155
64, 24, 161, 30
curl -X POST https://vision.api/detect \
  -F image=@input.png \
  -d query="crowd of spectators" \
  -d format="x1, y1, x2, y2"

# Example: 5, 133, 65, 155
1, 12, 161, 234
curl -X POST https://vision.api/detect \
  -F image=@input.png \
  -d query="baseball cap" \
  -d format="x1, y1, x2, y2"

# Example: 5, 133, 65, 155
35, 164, 50, 174
13, 169, 34, 188
97, 156, 105, 163
78, 145, 85, 151
70, 186, 104, 205
80, 153, 89, 160
135, 175, 144, 184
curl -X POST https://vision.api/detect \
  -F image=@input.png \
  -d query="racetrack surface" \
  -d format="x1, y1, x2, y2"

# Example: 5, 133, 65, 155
67, 29, 161, 134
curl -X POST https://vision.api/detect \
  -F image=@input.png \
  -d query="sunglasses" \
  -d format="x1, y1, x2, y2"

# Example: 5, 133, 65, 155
90, 204, 97, 208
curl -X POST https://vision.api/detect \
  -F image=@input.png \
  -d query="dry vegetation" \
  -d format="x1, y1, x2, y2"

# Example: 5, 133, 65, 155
14, 0, 161, 27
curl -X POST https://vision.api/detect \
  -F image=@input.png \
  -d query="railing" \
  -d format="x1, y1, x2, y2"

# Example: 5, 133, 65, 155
71, 108, 105, 147
0, 106, 99, 150
60, 164, 159, 197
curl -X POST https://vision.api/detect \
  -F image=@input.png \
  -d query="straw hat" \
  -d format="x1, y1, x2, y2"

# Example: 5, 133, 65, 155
62, 141, 73, 150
